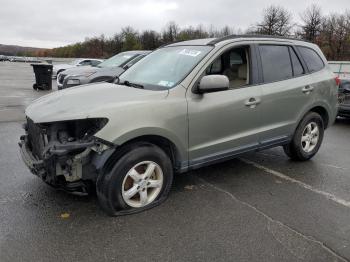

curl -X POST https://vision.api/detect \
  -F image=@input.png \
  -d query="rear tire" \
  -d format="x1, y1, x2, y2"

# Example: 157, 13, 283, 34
96, 142, 173, 216
283, 112, 324, 161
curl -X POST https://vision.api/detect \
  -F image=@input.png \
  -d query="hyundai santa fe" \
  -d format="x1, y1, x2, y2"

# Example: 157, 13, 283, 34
19, 35, 338, 216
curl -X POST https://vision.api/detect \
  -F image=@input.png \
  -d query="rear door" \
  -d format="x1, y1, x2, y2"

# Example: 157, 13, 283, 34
257, 44, 316, 146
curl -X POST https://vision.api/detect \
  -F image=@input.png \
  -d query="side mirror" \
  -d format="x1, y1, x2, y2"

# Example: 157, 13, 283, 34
196, 75, 229, 94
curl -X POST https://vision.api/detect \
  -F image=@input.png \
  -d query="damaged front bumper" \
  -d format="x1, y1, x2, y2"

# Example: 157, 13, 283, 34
19, 135, 46, 177
19, 118, 114, 193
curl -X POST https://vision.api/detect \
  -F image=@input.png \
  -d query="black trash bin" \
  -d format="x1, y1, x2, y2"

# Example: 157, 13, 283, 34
31, 63, 53, 90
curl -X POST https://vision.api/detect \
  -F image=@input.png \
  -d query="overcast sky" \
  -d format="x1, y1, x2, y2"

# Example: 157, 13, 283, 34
0, 0, 348, 48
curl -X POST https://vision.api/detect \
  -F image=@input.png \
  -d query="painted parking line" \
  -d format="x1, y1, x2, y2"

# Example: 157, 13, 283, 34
256, 151, 349, 170
240, 158, 350, 208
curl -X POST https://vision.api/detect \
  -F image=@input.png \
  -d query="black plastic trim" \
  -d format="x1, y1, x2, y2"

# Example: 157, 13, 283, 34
178, 136, 291, 173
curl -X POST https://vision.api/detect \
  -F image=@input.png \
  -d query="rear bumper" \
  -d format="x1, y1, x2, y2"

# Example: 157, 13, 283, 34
338, 104, 350, 117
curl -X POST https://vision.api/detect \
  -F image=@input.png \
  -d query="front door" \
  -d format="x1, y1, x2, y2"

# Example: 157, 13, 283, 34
187, 45, 263, 167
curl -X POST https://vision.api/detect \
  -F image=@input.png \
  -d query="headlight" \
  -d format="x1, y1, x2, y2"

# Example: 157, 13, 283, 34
67, 79, 80, 85
43, 118, 109, 144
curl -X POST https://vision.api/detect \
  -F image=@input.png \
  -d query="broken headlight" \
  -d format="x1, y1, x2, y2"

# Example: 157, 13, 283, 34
54, 118, 108, 143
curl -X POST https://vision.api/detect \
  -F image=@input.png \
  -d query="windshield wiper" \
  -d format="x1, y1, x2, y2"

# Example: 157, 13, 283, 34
121, 80, 144, 89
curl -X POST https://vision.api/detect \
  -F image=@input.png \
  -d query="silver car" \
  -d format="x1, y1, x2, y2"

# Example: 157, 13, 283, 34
57, 51, 150, 89
19, 35, 338, 216
53, 58, 103, 78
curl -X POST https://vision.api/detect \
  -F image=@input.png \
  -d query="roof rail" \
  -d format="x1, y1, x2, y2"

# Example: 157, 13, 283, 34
207, 34, 309, 45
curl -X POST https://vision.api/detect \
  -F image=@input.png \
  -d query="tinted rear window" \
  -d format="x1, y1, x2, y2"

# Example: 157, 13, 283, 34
298, 46, 324, 72
289, 47, 304, 76
259, 45, 293, 83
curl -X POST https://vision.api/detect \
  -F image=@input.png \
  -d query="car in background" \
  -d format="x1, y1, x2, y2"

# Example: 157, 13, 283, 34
57, 50, 150, 90
329, 61, 350, 117
12, 56, 26, 62
0, 55, 9, 61
338, 80, 350, 118
52, 59, 104, 78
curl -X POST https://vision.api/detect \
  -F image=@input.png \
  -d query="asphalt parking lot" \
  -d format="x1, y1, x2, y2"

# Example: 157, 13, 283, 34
0, 62, 350, 262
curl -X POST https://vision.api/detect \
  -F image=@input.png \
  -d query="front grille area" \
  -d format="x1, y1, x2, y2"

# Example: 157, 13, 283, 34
27, 118, 46, 159
58, 73, 66, 84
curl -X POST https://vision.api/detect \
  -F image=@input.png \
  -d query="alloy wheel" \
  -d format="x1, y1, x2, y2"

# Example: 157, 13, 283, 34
121, 161, 164, 208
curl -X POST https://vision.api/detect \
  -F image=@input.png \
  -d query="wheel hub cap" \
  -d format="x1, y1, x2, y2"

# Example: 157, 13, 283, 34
301, 122, 319, 153
121, 161, 164, 208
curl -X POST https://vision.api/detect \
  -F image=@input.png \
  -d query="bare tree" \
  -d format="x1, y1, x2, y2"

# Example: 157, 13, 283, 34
121, 26, 141, 51
220, 25, 234, 36
162, 21, 180, 44
300, 4, 323, 42
255, 5, 293, 36
140, 30, 161, 50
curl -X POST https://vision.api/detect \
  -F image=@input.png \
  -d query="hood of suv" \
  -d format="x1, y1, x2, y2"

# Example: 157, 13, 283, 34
26, 82, 168, 123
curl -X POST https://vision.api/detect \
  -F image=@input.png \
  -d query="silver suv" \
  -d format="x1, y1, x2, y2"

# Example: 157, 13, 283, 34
19, 35, 338, 216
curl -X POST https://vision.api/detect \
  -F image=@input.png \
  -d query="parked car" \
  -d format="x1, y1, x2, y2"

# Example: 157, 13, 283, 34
337, 80, 350, 118
0, 55, 9, 61
57, 51, 150, 89
329, 61, 350, 117
52, 59, 103, 78
12, 56, 26, 62
19, 35, 338, 216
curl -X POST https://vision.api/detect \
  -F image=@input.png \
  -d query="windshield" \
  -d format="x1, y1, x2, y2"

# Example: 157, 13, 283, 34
98, 52, 138, 68
119, 46, 213, 90
69, 59, 82, 65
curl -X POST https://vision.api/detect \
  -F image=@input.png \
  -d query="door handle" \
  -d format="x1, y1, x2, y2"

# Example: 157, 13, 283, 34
245, 97, 261, 107
302, 85, 314, 93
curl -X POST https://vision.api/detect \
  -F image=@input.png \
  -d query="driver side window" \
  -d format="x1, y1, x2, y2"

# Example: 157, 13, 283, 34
206, 46, 250, 89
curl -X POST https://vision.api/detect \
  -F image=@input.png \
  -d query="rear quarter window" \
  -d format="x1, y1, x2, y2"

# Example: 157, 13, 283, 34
298, 46, 324, 72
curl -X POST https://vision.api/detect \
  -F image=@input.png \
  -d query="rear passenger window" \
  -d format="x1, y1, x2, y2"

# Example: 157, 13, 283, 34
289, 47, 304, 76
259, 45, 293, 83
298, 47, 324, 72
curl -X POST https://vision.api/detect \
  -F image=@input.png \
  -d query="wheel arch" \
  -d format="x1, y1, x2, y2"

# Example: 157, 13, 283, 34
103, 133, 186, 175
121, 135, 183, 171
309, 106, 329, 129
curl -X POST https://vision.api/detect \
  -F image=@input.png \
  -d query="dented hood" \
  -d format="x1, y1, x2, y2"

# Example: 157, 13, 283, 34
26, 82, 168, 123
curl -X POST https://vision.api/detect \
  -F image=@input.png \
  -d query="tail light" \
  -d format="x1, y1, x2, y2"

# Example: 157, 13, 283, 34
335, 76, 341, 86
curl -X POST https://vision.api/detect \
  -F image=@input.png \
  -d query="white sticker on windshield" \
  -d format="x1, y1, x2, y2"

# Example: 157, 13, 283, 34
123, 55, 132, 58
158, 80, 174, 87
178, 49, 202, 57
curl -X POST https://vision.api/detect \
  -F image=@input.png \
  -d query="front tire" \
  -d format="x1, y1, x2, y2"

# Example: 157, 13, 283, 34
96, 142, 173, 216
283, 112, 324, 161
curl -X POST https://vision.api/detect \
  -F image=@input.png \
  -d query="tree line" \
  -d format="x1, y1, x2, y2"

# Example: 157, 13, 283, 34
33, 4, 350, 61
